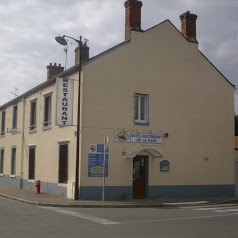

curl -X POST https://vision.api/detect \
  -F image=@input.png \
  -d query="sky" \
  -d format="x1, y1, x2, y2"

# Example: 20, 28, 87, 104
0, 0, 238, 111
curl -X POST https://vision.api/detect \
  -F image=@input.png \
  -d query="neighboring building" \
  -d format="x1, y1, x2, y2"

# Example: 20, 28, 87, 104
235, 137, 238, 198
0, 0, 236, 200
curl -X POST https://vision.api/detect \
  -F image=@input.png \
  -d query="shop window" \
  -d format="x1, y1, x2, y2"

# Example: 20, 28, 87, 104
58, 144, 68, 183
29, 100, 37, 131
134, 94, 149, 124
28, 147, 36, 180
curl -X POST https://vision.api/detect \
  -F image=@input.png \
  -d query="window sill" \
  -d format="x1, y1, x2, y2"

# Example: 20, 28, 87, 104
28, 179, 35, 183
42, 125, 52, 131
0, 174, 4, 177
10, 175, 16, 178
58, 183, 67, 187
11, 131, 20, 135
0, 133, 5, 138
29, 129, 37, 134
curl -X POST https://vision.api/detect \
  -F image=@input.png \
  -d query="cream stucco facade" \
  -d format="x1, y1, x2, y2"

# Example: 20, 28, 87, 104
0, 14, 236, 200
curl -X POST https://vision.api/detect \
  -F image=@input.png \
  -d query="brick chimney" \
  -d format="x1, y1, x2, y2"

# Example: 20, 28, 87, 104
75, 42, 90, 65
180, 11, 198, 43
124, 0, 143, 41
46, 63, 64, 80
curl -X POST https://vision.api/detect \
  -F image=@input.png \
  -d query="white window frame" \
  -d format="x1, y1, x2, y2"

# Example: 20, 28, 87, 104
1, 110, 6, 137
29, 99, 37, 132
0, 147, 4, 175
12, 104, 18, 129
11, 146, 16, 176
134, 93, 149, 124
28, 145, 36, 180
42, 92, 52, 129
58, 141, 69, 184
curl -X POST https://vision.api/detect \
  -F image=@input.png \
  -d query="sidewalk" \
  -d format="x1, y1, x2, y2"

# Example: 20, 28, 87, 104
0, 183, 236, 208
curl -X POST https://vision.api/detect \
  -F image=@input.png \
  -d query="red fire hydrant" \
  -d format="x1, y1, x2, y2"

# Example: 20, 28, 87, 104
35, 180, 41, 194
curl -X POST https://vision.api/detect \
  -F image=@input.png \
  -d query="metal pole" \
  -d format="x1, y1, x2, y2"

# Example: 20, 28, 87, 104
74, 36, 82, 200
20, 98, 26, 189
102, 136, 108, 203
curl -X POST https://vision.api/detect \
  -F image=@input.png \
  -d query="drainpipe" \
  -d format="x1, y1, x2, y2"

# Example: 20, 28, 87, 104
20, 98, 26, 189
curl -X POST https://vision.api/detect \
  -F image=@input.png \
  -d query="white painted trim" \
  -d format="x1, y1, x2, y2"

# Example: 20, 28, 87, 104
28, 144, 36, 148
29, 97, 37, 102
10, 175, 16, 178
28, 179, 35, 183
42, 91, 53, 97
58, 183, 67, 187
57, 140, 70, 145
0, 174, 4, 177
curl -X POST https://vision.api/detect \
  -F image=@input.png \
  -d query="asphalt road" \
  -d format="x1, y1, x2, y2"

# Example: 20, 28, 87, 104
0, 197, 237, 238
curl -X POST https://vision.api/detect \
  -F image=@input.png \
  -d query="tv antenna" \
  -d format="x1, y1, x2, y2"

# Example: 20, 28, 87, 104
11, 86, 19, 98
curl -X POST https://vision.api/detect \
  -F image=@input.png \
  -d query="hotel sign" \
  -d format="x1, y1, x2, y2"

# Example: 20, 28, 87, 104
56, 78, 74, 126
114, 132, 162, 144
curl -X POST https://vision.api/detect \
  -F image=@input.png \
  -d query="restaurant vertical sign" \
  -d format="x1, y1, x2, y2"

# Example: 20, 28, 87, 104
56, 77, 74, 126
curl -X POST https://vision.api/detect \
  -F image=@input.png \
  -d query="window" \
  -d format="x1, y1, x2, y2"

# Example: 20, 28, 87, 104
28, 147, 35, 180
12, 105, 18, 129
0, 149, 4, 174
134, 94, 149, 124
58, 144, 68, 183
1, 111, 6, 136
29, 100, 37, 131
11, 147, 16, 175
43, 94, 52, 128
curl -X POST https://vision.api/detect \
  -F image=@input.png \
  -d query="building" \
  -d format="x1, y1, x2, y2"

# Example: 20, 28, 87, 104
0, 0, 236, 200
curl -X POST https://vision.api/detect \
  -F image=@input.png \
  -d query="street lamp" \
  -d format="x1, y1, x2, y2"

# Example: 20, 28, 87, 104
55, 35, 82, 200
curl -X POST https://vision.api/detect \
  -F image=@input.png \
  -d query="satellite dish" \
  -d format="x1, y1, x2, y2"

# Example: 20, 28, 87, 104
55, 36, 67, 45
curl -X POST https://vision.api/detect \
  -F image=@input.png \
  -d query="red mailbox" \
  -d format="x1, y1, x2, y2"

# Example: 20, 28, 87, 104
35, 180, 41, 194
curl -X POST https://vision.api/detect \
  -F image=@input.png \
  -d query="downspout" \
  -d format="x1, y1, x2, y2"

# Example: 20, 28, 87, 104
20, 98, 26, 189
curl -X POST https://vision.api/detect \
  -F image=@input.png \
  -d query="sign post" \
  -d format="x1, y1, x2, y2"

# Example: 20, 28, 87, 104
102, 136, 108, 203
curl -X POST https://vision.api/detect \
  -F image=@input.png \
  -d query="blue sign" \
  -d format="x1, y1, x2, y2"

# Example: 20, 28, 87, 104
88, 144, 108, 177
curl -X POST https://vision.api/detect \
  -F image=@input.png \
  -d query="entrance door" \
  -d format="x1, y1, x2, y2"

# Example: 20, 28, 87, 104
133, 156, 147, 199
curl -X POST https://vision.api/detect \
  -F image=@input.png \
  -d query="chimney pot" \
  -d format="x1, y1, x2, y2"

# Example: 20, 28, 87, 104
180, 11, 198, 43
75, 44, 90, 65
124, 0, 143, 41
46, 63, 64, 80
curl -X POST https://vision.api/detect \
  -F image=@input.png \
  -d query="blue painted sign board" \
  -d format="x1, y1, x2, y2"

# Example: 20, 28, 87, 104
88, 144, 108, 177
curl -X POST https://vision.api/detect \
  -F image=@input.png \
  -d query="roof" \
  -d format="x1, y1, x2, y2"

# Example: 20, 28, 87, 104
0, 20, 235, 110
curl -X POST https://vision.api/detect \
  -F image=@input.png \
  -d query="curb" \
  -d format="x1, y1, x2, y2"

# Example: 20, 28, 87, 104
1, 192, 237, 208
0, 193, 176, 208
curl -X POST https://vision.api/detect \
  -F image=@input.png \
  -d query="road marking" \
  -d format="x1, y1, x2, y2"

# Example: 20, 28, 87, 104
195, 206, 238, 211
120, 213, 238, 225
214, 209, 238, 213
164, 201, 209, 205
42, 207, 119, 225
180, 204, 237, 209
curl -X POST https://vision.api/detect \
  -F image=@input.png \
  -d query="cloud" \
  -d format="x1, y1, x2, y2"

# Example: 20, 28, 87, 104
0, 0, 237, 113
